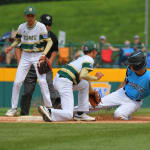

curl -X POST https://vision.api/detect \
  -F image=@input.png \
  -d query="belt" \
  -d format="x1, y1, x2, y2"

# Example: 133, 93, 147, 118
24, 51, 42, 53
58, 73, 74, 84
123, 87, 141, 102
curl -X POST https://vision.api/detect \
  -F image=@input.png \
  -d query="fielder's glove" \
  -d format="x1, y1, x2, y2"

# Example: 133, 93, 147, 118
89, 91, 101, 108
37, 55, 52, 75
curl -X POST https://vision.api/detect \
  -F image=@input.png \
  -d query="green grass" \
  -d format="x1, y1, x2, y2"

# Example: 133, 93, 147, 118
0, 108, 150, 150
0, 0, 148, 44
0, 123, 150, 150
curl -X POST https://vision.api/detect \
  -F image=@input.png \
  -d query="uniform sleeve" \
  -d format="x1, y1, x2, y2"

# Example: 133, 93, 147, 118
39, 24, 48, 41
82, 61, 94, 72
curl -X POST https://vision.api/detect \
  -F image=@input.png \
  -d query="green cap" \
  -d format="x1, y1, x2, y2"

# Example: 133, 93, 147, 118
24, 6, 36, 15
83, 40, 97, 52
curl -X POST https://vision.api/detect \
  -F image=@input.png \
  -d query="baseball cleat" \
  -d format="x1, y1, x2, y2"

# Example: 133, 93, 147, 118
5, 108, 17, 117
74, 113, 96, 121
38, 105, 52, 122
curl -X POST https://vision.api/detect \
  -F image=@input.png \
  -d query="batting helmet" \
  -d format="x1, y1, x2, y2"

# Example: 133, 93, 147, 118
40, 14, 52, 26
127, 51, 146, 70
83, 40, 97, 53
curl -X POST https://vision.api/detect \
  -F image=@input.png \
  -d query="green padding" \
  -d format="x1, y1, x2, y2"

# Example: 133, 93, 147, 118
0, 82, 150, 108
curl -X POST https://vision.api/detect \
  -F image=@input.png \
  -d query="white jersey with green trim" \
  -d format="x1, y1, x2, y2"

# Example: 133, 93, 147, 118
17, 21, 48, 51
69, 55, 94, 72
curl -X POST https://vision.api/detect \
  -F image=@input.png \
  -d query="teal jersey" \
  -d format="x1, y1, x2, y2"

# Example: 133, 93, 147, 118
124, 67, 150, 100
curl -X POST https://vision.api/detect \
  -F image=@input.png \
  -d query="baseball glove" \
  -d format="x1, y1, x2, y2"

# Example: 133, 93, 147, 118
89, 91, 101, 108
37, 56, 52, 75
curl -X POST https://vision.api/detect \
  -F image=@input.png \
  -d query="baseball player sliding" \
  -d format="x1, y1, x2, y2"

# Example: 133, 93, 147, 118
5, 6, 53, 116
94, 51, 149, 120
38, 40, 104, 122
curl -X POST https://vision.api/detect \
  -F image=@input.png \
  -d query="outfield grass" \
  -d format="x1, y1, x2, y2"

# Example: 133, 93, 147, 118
0, 0, 148, 43
0, 123, 150, 150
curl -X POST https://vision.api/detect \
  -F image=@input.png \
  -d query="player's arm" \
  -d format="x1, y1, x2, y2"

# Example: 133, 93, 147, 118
118, 80, 126, 89
49, 51, 57, 63
118, 67, 129, 89
42, 38, 53, 56
80, 68, 103, 81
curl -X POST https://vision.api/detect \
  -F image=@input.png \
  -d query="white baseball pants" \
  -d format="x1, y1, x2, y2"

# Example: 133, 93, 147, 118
11, 51, 52, 109
99, 88, 142, 120
52, 74, 89, 121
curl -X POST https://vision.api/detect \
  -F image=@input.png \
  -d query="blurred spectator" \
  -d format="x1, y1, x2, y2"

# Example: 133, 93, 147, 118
131, 35, 145, 52
95, 35, 119, 67
99, 35, 119, 51
74, 50, 84, 59
0, 30, 17, 65
116, 40, 134, 66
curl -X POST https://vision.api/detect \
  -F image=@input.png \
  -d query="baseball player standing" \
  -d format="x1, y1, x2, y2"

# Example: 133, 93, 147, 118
5, 6, 53, 116
38, 41, 104, 122
17, 14, 60, 115
96, 51, 149, 120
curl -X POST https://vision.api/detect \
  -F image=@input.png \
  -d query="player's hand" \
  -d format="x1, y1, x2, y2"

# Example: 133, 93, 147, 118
95, 72, 104, 80
5, 46, 13, 54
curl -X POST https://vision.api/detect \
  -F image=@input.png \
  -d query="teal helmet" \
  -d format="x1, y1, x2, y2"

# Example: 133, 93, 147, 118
83, 40, 97, 53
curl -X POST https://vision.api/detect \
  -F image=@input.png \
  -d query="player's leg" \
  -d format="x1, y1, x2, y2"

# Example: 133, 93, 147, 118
73, 80, 96, 121
50, 76, 74, 121
20, 65, 37, 115
6, 52, 31, 116
114, 99, 143, 120
99, 88, 125, 108
32, 52, 52, 108
38, 75, 74, 121
46, 70, 60, 108
33, 64, 52, 108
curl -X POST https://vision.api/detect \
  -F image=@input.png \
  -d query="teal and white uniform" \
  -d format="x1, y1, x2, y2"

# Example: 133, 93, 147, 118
11, 21, 52, 109
52, 55, 94, 121
98, 67, 150, 120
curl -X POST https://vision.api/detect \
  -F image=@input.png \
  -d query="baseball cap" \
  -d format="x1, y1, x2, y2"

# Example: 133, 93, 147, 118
83, 40, 97, 52
134, 35, 139, 39
24, 6, 36, 15
100, 35, 106, 40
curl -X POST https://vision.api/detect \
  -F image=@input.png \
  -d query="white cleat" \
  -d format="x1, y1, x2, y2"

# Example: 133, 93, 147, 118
5, 108, 17, 117
74, 113, 96, 121
38, 105, 52, 122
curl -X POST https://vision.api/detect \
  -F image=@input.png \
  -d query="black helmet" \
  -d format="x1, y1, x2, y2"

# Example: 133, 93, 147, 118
128, 51, 146, 70
40, 14, 52, 26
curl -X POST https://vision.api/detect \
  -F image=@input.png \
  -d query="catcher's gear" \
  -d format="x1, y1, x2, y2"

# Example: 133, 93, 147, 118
127, 51, 146, 71
37, 56, 52, 74
89, 91, 101, 108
